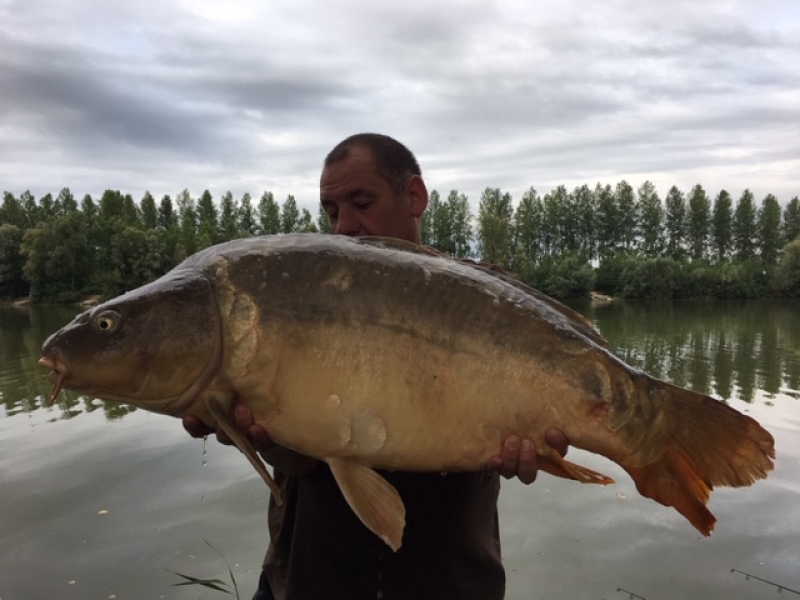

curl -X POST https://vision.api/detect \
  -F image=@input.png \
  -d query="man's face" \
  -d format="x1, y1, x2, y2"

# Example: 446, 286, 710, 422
320, 145, 426, 244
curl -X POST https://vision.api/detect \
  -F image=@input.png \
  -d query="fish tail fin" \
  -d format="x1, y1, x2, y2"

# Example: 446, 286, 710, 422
623, 383, 775, 535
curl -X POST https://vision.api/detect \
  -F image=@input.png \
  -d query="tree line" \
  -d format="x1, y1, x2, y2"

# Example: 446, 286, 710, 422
1, 182, 799, 302
424, 183, 800, 299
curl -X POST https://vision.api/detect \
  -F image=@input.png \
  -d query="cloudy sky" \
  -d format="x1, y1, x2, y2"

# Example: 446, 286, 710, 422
2, 0, 798, 215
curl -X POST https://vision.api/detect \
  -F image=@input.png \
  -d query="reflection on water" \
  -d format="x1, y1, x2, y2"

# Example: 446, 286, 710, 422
3, 300, 798, 420
1, 300, 798, 600
0, 305, 135, 420
576, 299, 800, 403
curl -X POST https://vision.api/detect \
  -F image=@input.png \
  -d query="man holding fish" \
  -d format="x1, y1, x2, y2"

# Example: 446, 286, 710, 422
183, 133, 569, 600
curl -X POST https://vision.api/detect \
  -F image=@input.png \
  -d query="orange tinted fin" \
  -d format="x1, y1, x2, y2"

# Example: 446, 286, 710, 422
327, 457, 406, 551
205, 395, 283, 505
621, 383, 775, 536
539, 453, 615, 485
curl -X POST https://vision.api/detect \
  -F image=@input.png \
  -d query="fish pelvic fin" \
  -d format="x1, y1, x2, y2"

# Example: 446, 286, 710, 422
204, 395, 283, 506
326, 457, 406, 552
623, 383, 775, 536
540, 453, 615, 485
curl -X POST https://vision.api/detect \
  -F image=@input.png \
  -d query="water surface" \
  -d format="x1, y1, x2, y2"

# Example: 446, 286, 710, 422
1, 301, 798, 599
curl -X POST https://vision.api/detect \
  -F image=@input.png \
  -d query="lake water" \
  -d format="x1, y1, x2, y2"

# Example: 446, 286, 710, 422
1, 300, 798, 600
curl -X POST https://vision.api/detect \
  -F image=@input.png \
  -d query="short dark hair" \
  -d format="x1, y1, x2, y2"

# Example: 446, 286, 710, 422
324, 133, 422, 195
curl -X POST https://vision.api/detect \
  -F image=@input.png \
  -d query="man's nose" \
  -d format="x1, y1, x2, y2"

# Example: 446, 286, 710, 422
334, 206, 361, 236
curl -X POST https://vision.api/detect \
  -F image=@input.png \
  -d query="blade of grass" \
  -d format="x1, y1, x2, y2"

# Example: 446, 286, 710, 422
169, 571, 233, 594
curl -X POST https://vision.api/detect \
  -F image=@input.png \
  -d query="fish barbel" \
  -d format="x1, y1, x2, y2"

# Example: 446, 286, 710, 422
39, 234, 775, 550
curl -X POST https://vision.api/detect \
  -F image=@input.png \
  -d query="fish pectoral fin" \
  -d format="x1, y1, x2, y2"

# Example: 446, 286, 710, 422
326, 457, 406, 552
540, 452, 615, 485
204, 395, 283, 506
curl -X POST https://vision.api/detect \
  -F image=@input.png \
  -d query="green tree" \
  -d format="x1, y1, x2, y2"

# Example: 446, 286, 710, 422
620, 257, 682, 299
238, 193, 257, 236
99, 190, 126, 224
421, 189, 439, 247
637, 181, 663, 258
156, 194, 179, 270
56, 188, 78, 215
219, 191, 239, 241
122, 194, 140, 227
80, 194, 97, 224
664, 186, 687, 260
107, 227, 166, 296
39, 193, 55, 220
783, 196, 800, 243
140, 192, 158, 230
20, 190, 40, 228
477, 187, 513, 267
539, 253, 596, 299
711, 190, 733, 262
21, 213, 92, 301
297, 208, 318, 233
595, 183, 618, 262
542, 186, 566, 257
772, 239, 800, 297
317, 203, 331, 234
0, 224, 27, 298
1, 192, 25, 228
447, 190, 473, 259
158, 194, 177, 230
176, 189, 198, 259
615, 180, 637, 252
573, 184, 596, 260
431, 190, 454, 255
687, 184, 711, 260
512, 187, 542, 275
197, 190, 218, 247
733, 189, 757, 261
757, 194, 783, 268
259, 191, 280, 234
281, 195, 300, 234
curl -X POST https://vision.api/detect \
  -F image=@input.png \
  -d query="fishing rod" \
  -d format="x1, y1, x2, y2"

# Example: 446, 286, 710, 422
730, 568, 800, 595
616, 587, 647, 600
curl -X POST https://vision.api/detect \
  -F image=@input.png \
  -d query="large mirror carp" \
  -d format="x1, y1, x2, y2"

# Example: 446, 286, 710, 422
40, 234, 775, 550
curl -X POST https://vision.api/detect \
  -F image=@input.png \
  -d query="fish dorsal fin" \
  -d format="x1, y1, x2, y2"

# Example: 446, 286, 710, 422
326, 457, 406, 551
458, 260, 611, 349
205, 395, 283, 505
356, 237, 610, 349
357, 236, 444, 257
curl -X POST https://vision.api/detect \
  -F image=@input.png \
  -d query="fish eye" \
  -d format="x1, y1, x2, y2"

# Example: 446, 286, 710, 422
93, 310, 121, 333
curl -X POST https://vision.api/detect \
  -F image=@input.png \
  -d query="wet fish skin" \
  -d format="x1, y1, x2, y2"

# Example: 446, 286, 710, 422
39, 234, 775, 551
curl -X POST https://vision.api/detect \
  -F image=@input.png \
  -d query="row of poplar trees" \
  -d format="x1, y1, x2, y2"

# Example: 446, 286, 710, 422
1, 181, 799, 302
423, 183, 800, 299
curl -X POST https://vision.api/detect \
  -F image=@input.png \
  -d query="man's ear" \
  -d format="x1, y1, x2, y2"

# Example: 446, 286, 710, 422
407, 175, 428, 218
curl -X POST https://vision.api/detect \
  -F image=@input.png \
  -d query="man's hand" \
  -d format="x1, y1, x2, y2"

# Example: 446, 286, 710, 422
486, 429, 569, 485
182, 402, 276, 453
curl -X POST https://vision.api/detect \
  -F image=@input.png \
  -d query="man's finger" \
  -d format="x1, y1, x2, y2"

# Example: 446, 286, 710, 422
545, 429, 569, 457
515, 439, 538, 485
499, 435, 520, 479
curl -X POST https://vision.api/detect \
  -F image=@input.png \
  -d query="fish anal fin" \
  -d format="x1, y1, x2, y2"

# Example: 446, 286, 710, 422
327, 457, 406, 551
204, 395, 283, 506
540, 453, 615, 485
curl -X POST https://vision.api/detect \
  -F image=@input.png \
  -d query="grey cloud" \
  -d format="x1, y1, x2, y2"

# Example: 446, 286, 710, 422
0, 0, 797, 208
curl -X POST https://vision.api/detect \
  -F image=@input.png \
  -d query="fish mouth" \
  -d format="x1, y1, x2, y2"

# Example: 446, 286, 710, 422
38, 355, 71, 407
